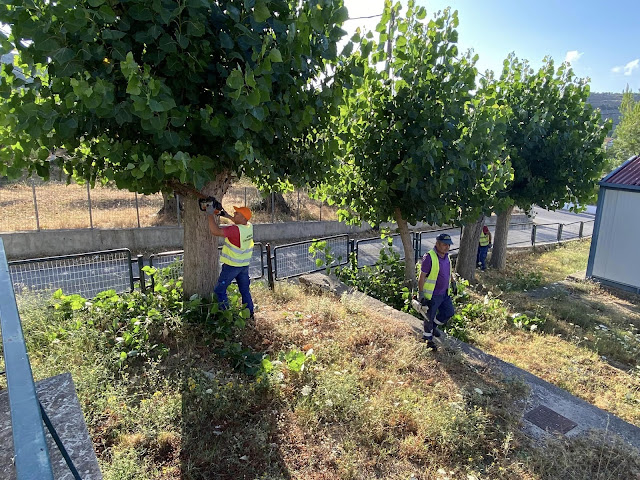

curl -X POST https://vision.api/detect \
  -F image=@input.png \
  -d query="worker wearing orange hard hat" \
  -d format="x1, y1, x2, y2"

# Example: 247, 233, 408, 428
207, 204, 255, 319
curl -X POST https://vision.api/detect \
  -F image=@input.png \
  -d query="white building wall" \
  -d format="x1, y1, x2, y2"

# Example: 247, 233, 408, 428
591, 189, 640, 288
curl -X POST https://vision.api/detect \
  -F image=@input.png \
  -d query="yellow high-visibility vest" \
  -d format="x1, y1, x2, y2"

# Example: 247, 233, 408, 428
220, 224, 254, 267
421, 249, 452, 300
479, 232, 490, 247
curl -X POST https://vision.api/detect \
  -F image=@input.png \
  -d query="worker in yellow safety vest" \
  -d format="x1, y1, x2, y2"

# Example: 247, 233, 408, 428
207, 205, 255, 319
417, 233, 457, 350
477, 225, 492, 271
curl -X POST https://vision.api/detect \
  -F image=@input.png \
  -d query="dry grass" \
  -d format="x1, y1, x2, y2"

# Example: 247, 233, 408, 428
473, 240, 640, 426
0, 181, 338, 232
0, 181, 169, 230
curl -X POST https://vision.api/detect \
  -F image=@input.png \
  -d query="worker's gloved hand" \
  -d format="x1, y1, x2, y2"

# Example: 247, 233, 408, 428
419, 293, 431, 308
452, 281, 458, 296
212, 198, 223, 212
489, 243, 493, 249
206, 204, 215, 215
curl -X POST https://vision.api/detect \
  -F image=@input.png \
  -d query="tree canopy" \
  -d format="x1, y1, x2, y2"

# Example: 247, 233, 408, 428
489, 54, 610, 269
321, 1, 512, 285
496, 55, 609, 212
610, 86, 640, 169
0, 0, 348, 192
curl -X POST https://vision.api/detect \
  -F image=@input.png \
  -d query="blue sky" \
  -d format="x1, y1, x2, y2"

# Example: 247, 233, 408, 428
343, 0, 640, 93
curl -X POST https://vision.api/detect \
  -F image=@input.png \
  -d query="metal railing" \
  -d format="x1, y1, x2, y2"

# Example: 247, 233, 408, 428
5, 221, 595, 298
9, 249, 134, 299
1, 239, 71, 480
271, 234, 350, 280
353, 233, 407, 268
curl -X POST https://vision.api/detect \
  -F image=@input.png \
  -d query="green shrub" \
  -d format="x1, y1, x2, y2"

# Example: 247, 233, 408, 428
452, 296, 510, 336
336, 238, 411, 311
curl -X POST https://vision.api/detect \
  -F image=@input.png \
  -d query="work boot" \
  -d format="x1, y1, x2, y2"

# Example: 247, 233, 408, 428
421, 336, 437, 350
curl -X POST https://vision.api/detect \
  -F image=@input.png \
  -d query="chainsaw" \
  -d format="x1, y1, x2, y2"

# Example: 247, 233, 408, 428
198, 196, 230, 218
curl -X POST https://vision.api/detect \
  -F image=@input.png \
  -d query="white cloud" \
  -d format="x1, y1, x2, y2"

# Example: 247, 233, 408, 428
611, 59, 640, 76
624, 59, 640, 76
564, 50, 583, 64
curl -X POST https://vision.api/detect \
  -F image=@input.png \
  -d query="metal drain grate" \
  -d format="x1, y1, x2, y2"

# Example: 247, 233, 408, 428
524, 405, 578, 434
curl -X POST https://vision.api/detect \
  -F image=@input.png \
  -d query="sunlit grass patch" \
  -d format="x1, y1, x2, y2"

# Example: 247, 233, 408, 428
482, 239, 592, 291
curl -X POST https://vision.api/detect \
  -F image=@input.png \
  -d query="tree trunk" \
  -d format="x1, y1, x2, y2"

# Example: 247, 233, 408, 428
158, 191, 178, 219
394, 207, 417, 290
254, 192, 292, 215
489, 204, 514, 271
455, 215, 484, 282
182, 174, 232, 298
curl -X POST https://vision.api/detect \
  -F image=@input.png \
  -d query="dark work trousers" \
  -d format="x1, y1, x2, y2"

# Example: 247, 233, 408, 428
477, 245, 489, 270
423, 294, 455, 341
214, 264, 254, 314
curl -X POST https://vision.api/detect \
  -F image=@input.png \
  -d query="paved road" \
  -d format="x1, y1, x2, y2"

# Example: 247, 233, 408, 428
531, 206, 596, 226
9, 209, 595, 297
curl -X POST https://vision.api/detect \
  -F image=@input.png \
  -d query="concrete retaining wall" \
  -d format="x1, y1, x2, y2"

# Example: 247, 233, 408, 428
1, 214, 531, 260
1, 221, 371, 260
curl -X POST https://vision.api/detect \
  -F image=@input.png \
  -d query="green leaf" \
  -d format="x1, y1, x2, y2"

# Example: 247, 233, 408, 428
309, 15, 324, 32
219, 32, 234, 49
126, 77, 141, 95
247, 89, 261, 107
253, 0, 271, 23
34, 37, 61, 52
164, 130, 180, 148
331, 6, 349, 24
52, 47, 76, 64
226, 69, 244, 90
268, 48, 283, 63
129, 4, 153, 21
176, 34, 189, 49
102, 29, 127, 40
187, 21, 206, 37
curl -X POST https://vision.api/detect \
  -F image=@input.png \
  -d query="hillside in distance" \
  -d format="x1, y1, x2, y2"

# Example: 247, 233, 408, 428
589, 92, 640, 131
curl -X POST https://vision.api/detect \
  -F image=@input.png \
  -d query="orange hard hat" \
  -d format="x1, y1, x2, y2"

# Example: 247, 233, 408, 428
234, 206, 252, 221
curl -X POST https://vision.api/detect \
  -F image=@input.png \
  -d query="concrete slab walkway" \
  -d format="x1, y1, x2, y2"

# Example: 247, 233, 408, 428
298, 272, 640, 450
0, 373, 102, 480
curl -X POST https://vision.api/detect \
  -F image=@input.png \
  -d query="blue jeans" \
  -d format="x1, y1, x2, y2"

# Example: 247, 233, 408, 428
213, 264, 254, 314
477, 245, 489, 270
423, 294, 455, 340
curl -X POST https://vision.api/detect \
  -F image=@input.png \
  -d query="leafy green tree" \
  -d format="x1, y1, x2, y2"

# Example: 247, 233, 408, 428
489, 55, 610, 270
610, 85, 640, 168
321, 1, 512, 287
0, 0, 349, 297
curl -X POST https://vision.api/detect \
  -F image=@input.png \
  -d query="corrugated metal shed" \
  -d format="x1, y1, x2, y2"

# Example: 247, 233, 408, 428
587, 154, 640, 293
601, 155, 640, 188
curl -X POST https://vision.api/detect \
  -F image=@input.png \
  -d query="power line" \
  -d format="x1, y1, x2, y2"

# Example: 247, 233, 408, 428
344, 14, 383, 21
